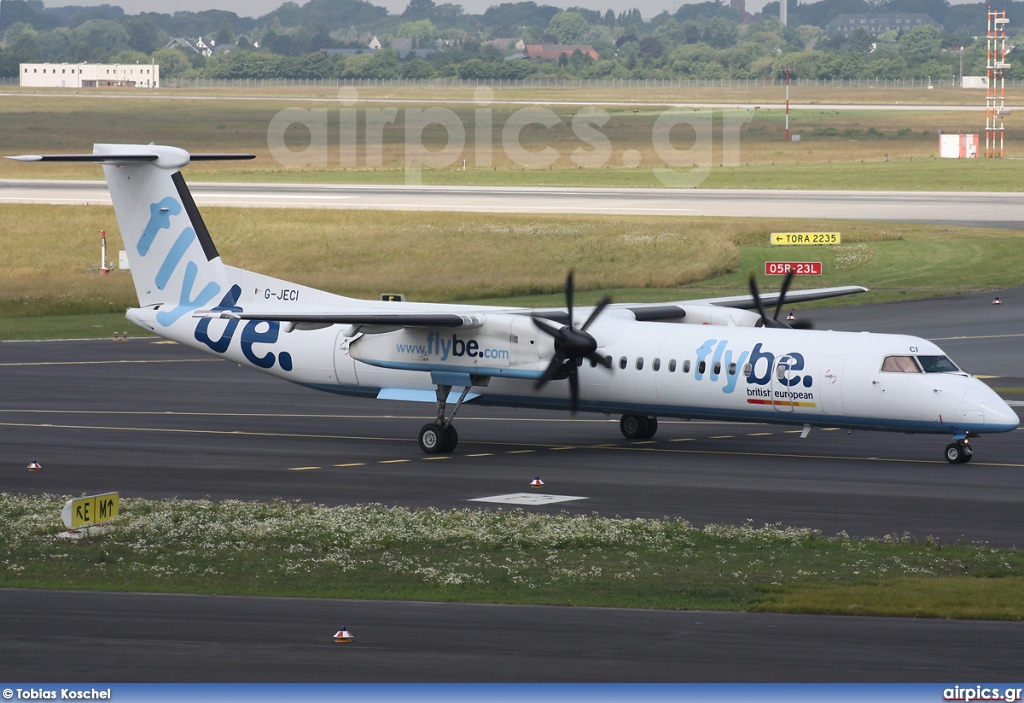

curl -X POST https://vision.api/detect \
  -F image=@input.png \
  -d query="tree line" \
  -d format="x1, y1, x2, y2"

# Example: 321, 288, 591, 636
1, 0, 1021, 83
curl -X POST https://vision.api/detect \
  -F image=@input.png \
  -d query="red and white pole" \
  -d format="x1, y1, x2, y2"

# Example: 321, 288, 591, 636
99, 229, 109, 274
785, 68, 790, 142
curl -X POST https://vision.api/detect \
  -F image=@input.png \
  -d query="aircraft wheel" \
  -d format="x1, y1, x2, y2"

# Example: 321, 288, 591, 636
445, 424, 459, 453
419, 423, 448, 454
642, 417, 659, 439
944, 442, 972, 464
620, 415, 650, 440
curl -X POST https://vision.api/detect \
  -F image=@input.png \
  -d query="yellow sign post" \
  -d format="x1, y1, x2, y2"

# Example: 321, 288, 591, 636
770, 232, 841, 246
61, 492, 119, 529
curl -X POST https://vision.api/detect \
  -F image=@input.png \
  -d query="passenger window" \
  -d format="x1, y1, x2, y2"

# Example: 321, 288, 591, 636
728, 362, 736, 375
697, 360, 706, 374
713, 361, 721, 375
881, 355, 922, 373
668, 359, 677, 372
683, 360, 691, 373
653, 358, 661, 371
743, 363, 752, 376
619, 356, 628, 370
636, 357, 644, 371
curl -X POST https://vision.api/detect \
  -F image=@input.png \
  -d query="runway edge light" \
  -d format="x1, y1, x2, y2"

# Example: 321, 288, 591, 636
334, 627, 354, 643
530, 477, 545, 489
993, 297, 1002, 304
27, 460, 42, 472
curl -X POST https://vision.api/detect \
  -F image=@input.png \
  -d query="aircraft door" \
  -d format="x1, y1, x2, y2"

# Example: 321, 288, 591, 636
820, 355, 846, 415
770, 355, 795, 412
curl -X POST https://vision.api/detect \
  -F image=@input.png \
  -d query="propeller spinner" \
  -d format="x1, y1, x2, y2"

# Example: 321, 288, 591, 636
531, 272, 613, 413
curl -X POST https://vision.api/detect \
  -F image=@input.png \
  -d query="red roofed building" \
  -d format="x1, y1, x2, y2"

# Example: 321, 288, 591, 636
524, 44, 600, 61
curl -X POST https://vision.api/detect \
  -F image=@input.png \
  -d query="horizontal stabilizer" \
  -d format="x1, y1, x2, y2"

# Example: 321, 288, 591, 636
7, 153, 255, 164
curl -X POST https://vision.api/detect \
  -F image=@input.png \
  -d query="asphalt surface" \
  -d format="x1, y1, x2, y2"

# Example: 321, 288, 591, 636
3, 589, 1024, 683
2, 289, 1022, 682
2, 180, 1024, 227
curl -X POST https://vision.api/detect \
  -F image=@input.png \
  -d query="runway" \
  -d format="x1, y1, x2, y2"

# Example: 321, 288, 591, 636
2, 290, 1022, 681
2, 179, 1023, 227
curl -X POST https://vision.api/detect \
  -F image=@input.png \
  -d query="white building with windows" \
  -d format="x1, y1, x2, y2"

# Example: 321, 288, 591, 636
19, 63, 160, 88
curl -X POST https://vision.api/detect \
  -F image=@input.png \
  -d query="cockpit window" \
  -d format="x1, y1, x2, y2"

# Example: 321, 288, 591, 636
881, 355, 922, 373
917, 355, 960, 373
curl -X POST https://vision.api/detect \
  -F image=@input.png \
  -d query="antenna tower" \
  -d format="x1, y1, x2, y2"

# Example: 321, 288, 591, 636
986, 6, 1010, 158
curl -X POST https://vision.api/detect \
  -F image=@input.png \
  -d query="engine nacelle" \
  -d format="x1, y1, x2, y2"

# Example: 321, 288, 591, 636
679, 304, 763, 328
350, 313, 550, 376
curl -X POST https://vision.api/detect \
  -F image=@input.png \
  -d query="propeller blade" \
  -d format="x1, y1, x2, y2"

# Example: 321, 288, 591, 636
773, 270, 795, 322
532, 316, 563, 339
534, 354, 565, 391
568, 364, 580, 415
749, 274, 771, 327
581, 295, 612, 332
791, 319, 815, 330
565, 271, 575, 330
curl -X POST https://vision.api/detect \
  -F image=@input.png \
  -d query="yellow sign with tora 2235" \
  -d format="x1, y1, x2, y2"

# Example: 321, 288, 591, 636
61, 492, 119, 529
770, 232, 841, 246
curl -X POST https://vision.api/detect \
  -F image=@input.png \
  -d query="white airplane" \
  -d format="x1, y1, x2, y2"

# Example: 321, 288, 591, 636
11, 144, 1019, 463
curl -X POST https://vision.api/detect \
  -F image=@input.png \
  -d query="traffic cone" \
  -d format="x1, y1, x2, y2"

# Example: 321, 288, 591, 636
334, 627, 353, 643
27, 461, 42, 472
993, 297, 1002, 305
530, 477, 544, 489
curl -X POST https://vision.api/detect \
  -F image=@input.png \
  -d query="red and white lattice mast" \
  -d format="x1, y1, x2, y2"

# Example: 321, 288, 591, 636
986, 6, 1010, 158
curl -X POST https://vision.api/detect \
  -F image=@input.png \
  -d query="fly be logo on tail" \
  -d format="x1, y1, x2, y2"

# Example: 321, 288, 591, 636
139, 195, 222, 327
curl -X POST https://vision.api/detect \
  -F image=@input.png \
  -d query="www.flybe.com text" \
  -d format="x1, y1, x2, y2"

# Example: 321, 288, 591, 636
396, 332, 510, 362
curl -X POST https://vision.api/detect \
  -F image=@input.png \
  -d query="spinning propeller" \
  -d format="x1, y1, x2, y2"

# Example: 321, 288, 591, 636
749, 270, 814, 330
531, 272, 612, 413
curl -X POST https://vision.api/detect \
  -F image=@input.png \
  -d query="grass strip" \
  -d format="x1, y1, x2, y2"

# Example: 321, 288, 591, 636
3, 205, 1024, 331
3, 494, 1022, 619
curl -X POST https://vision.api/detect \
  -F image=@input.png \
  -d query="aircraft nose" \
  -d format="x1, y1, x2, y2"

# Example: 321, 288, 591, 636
963, 382, 1020, 431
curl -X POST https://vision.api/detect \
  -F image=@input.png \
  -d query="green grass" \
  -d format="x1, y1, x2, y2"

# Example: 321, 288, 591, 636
3, 494, 1023, 619
3, 93, 1022, 190
198, 157, 1024, 192
3, 205, 1023, 338
0, 312, 153, 341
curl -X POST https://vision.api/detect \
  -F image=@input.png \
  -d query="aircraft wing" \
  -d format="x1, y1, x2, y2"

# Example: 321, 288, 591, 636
196, 285, 867, 329
678, 285, 869, 310
195, 309, 487, 328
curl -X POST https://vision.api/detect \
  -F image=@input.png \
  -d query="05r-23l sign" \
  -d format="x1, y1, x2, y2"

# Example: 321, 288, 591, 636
765, 262, 822, 276
770, 232, 841, 245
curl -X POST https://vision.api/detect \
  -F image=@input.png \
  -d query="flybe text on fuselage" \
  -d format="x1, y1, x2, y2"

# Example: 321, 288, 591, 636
692, 338, 813, 395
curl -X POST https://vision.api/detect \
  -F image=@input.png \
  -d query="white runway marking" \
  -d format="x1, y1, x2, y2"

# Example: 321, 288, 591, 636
470, 492, 588, 505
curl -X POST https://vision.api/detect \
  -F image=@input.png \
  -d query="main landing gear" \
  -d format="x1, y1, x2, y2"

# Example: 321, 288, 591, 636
418, 384, 471, 454
620, 414, 658, 440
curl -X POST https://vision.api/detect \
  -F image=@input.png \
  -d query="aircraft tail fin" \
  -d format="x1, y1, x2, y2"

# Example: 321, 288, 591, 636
10, 144, 254, 329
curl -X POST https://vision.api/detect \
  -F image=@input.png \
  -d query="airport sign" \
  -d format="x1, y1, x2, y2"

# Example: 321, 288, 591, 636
770, 232, 841, 246
61, 492, 119, 529
765, 262, 822, 276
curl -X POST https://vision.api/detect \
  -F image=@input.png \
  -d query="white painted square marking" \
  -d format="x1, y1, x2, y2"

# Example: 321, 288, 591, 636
470, 493, 588, 506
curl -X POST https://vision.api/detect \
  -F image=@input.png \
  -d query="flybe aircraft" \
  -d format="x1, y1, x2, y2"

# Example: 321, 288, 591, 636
11, 144, 1019, 463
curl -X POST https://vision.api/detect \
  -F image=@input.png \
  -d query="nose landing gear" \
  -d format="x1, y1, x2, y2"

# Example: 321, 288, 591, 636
944, 438, 974, 464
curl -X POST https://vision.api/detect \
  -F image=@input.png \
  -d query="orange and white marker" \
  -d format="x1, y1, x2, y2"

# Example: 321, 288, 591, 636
993, 297, 1002, 305
334, 627, 353, 643
27, 461, 42, 472
530, 477, 544, 489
